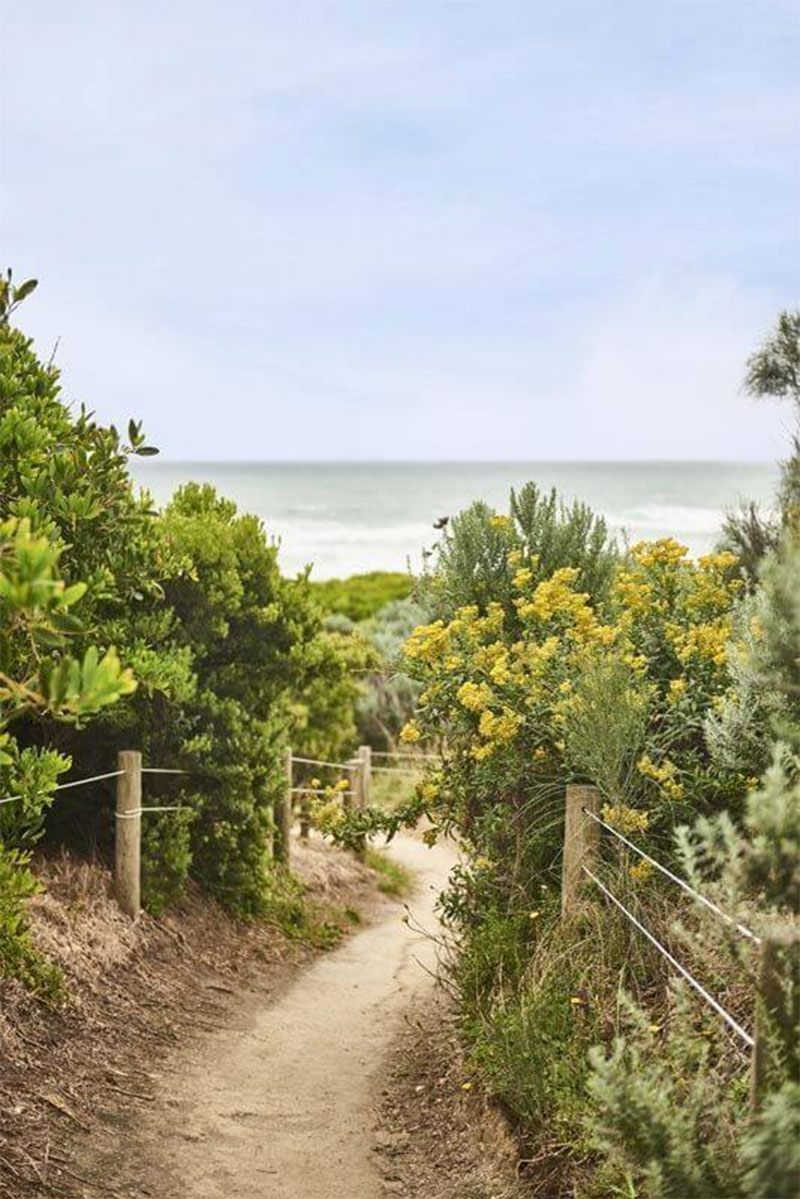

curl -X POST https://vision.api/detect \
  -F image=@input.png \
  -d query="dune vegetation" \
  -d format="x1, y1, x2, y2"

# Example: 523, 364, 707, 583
1, 275, 798, 1196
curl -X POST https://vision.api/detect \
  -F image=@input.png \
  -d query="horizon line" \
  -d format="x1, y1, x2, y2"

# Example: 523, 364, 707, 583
131, 457, 778, 467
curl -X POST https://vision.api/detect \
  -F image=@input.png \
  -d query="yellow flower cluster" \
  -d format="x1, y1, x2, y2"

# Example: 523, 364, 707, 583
478, 707, 522, 744
472, 640, 506, 672
672, 621, 730, 667
629, 859, 654, 884
489, 653, 511, 685
399, 534, 742, 818
631, 538, 689, 568
515, 567, 583, 622
405, 620, 450, 663
637, 754, 684, 800
614, 570, 654, 616
457, 680, 495, 712
601, 803, 650, 834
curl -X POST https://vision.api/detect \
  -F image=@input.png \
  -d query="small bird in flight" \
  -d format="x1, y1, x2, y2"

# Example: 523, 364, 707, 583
433, 516, 449, 530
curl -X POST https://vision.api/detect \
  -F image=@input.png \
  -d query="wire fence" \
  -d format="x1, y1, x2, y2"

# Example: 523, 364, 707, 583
2, 753, 791, 1109
582, 864, 755, 1047
582, 806, 761, 945
290, 755, 358, 772
566, 790, 784, 1078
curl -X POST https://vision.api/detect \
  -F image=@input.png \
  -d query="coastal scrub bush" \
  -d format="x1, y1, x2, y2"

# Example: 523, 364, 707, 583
310, 571, 414, 621
425, 483, 617, 626
719, 309, 799, 580
0, 506, 135, 995
355, 595, 429, 750
1, 277, 370, 930
355, 478, 788, 1189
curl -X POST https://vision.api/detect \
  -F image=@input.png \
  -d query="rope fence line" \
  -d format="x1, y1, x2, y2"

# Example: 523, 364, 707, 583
290, 755, 358, 772
0, 768, 126, 807
582, 807, 761, 946
582, 865, 755, 1048
371, 751, 438, 762
289, 786, 354, 797
370, 765, 422, 775
116, 805, 186, 819
0, 753, 196, 917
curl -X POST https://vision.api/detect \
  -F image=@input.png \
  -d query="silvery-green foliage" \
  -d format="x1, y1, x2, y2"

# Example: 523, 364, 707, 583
589, 984, 800, 1199
741, 1082, 800, 1199
357, 597, 428, 747
564, 654, 650, 804
677, 743, 799, 916
704, 590, 786, 775
743, 743, 800, 908
587, 985, 746, 1199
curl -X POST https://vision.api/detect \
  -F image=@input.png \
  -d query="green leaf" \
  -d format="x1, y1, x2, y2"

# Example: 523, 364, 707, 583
135, 446, 160, 457
82, 645, 99, 689
61, 581, 88, 607
13, 278, 38, 303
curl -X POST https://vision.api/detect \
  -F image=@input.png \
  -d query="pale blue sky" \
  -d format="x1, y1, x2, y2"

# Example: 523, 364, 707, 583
2, 0, 798, 460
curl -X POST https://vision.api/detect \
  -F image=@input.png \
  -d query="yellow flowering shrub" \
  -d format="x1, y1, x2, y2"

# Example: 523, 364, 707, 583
401, 535, 748, 875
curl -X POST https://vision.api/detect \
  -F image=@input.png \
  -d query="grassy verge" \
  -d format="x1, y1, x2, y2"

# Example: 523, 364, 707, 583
371, 769, 421, 812
365, 847, 415, 898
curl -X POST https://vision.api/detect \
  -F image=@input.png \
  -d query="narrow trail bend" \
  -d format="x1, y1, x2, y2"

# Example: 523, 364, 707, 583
146, 835, 457, 1199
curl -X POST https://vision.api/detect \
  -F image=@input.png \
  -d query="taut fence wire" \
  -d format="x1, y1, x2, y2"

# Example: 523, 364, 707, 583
582, 806, 761, 945
582, 865, 755, 1048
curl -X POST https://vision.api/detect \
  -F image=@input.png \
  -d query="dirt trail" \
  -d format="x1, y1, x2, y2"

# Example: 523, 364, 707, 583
141, 834, 456, 1198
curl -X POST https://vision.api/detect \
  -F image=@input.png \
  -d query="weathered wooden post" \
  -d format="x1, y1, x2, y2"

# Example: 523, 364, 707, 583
115, 750, 142, 918
299, 784, 312, 841
562, 784, 602, 917
358, 744, 372, 808
274, 748, 293, 866
750, 926, 799, 1112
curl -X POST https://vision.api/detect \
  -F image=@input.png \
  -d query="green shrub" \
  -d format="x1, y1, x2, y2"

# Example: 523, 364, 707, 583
2, 278, 368, 930
588, 987, 748, 1199
0, 845, 64, 1001
356, 596, 429, 749
426, 482, 617, 624
310, 571, 414, 621
141, 806, 195, 917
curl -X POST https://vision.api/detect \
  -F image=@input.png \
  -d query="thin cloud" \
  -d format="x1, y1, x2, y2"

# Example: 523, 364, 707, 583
2, 1, 797, 459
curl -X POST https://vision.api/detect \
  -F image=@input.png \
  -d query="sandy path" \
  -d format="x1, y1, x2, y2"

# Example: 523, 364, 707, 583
150, 834, 456, 1199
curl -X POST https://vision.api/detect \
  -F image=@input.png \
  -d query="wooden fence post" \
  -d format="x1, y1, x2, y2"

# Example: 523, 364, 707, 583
562, 784, 601, 917
299, 779, 312, 841
358, 744, 372, 808
115, 750, 141, 918
750, 926, 799, 1112
274, 748, 292, 866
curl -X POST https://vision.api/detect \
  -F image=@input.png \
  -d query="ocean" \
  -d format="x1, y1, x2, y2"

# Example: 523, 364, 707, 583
129, 461, 778, 580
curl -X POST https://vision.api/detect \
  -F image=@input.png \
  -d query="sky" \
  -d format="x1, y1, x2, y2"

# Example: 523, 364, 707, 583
1, 0, 798, 461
